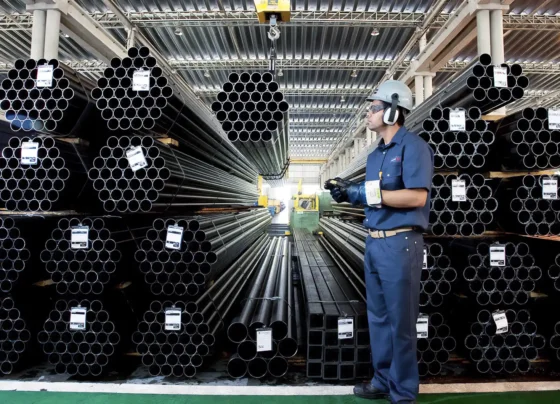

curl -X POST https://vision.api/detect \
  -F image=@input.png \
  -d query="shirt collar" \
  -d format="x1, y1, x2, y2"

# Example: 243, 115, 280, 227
378, 126, 407, 149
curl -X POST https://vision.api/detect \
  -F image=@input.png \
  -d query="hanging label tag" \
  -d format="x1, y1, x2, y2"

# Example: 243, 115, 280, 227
490, 244, 506, 267
164, 307, 182, 331
37, 65, 54, 88
493, 66, 508, 88
449, 109, 466, 131
338, 317, 354, 339
416, 314, 429, 338
365, 180, 382, 206
165, 225, 183, 250
132, 70, 150, 91
549, 109, 560, 130
20, 141, 39, 165
452, 179, 467, 202
423, 247, 428, 269
71, 226, 89, 249
69, 306, 87, 331
493, 310, 508, 334
126, 146, 148, 171
256, 328, 272, 352
543, 179, 558, 200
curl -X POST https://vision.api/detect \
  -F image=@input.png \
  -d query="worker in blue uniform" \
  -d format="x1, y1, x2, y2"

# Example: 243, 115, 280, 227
325, 80, 434, 404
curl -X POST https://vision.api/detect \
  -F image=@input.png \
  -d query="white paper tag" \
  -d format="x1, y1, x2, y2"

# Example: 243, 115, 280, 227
493, 66, 508, 88
165, 225, 183, 250
493, 310, 508, 334
338, 317, 354, 339
256, 328, 272, 352
365, 180, 381, 206
423, 247, 428, 269
164, 308, 182, 331
20, 141, 39, 165
543, 179, 558, 200
416, 314, 429, 338
37, 65, 53, 88
490, 244, 506, 267
71, 226, 89, 249
126, 146, 148, 172
70, 307, 87, 331
449, 109, 466, 131
452, 179, 467, 202
549, 109, 560, 130
133, 70, 150, 91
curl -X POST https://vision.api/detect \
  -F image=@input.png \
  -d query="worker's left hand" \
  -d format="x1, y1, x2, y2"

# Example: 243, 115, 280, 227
325, 178, 352, 203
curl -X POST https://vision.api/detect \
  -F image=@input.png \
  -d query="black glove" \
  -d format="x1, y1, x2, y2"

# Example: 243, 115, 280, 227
324, 178, 353, 203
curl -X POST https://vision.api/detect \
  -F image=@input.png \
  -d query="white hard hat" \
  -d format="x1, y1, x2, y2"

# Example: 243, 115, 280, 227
366, 80, 413, 111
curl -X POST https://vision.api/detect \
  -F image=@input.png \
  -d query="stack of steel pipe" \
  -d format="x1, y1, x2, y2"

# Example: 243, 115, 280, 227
294, 229, 371, 380
1, 136, 91, 212
430, 173, 497, 236
550, 322, 560, 361
417, 107, 494, 169
499, 175, 560, 236
134, 209, 271, 297
40, 217, 149, 296
331, 203, 366, 220
88, 135, 258, 213
407, 54, 528, 130
458, 241, 540, 306
464, 309, 546, 374
494, 108, 560, 170
421, 243, 457, 308
37, 299, 130, 377
227, 237, 296, 379
132, 234, 270, 378
318, 217, 366, 274
213, 72, 290, 178
547, 253, 560, 293
417, 312, 456, 377
0, 296, 32, 375
0, 59, 97, 133
331, 141, 379, 182
0, 217, 31, 294
91, 47, 256, 180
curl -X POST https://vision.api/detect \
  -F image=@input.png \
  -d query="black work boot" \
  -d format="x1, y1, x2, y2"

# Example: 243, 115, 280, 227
353, 383, 389, 400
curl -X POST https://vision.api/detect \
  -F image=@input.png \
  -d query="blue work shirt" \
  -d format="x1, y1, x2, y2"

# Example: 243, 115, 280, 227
360, 126, 434, 231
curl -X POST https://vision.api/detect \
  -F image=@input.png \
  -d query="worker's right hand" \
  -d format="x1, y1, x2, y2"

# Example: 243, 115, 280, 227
325, 178, 352, 203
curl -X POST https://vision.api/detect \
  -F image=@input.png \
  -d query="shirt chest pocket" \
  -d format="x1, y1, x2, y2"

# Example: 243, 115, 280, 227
382, 162, 403, 190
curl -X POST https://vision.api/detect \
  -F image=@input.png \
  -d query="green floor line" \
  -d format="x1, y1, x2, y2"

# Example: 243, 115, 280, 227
1, 391, 560, 404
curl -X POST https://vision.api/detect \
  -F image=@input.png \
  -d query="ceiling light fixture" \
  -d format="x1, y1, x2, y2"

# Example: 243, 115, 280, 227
350, 70, 358, 78
340, 96, 346, 103
204, 70, 210, 78
174, 28, 183, 36
60, 31, 69, 38
277, 69, 284, 77
371, 28, 380, 36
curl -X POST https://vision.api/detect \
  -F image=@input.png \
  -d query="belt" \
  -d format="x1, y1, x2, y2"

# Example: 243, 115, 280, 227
369, 227, 414, 239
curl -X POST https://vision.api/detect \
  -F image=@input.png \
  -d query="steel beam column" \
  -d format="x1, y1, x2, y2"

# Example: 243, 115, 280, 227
44, 9, 61, 60
31, 9, 46, 59
477, 10, 491, 55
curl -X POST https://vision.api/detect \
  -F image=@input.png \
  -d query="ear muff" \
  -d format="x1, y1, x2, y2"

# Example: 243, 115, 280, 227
383, 93, 400, 125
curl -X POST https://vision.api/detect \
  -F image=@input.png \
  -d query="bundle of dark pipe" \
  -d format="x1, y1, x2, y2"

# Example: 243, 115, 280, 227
493, 108, 560, 170
91, 47, 256, 181
0, 217, 31, 294
455, 241, 540, 306
40, 217, 149, 296
0, 58, 98, 134
417, 107, 494, 170
550, 322, 560, 360
430, 173, 497, 236
464, 309, 545, 374
331, 203, 365, 220
134, 209, 271, 297
547, 253, 560, 293
318, 217, 366, 274
38, 298, 133, 377
421, 243, 457, 308
133, 235, 271, 378
407, 54, 528, 131
227, 237, 297, 379
1, 136, 91, 212
212, 72, 290, 178
0, 296, 32, 375
88, 135, 258, 213
498, 175, 560, 236
417, 312, 456, 377
293, 229, 371, 380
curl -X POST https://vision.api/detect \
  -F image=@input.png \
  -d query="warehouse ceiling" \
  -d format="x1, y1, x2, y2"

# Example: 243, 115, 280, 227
0, 0, 559, 159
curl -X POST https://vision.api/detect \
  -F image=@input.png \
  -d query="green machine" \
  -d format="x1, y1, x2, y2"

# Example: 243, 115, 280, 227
290, 180, 320, 232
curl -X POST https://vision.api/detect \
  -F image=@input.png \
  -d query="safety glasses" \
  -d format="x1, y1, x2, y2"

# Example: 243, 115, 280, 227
367, 104, 385, 114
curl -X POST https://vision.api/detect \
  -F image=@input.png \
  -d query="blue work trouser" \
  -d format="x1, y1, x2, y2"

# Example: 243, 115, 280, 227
364, 231, 423, 403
